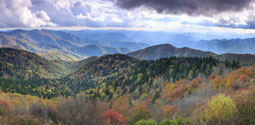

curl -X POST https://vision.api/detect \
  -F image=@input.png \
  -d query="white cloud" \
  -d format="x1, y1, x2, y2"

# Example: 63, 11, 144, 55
71, 0, 124, 23
0, 0, 55, 28
0, 0, 255, 33
35, 11, 51, 21
28, 0, 128, 27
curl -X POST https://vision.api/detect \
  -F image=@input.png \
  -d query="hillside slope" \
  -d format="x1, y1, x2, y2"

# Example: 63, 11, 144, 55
67, 54, 229, 96
71, 54, 139, 81
71, 44, 131, 57
0, 48, 67, 79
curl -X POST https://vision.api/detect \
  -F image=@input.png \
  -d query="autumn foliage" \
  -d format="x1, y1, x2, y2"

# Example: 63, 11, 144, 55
0, 53, 254, 125
0, 99, 10, 108
162, 78, 201, 102
0, 99, 11, 115
163, 105, 176, 118
237, 74, 249, 83
225, 67, 253, 87
102, 110, 127, 125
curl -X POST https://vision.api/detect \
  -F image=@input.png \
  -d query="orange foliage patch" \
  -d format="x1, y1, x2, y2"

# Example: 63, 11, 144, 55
237, 74, 249, 83
212, 75, 224, 90
162, 78, 202, 102
225, 67, 254, 87
189, 78, 201, 90
0, 99, 11, 108
208, 74, 216, 80
162, 79, 190, 101
163, 105, 176, 117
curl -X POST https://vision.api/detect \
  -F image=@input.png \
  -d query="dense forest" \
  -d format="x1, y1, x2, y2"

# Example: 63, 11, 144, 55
1, 48, 255, 125
0, 48, 68, 79
0, 53, 239, 99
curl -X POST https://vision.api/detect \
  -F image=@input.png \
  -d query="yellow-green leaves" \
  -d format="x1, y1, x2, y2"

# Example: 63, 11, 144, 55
203, 94, 237, 124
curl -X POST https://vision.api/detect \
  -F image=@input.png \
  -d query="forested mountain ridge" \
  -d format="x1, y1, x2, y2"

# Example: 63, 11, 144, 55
0, 48, 240, 98
216, 53, 255, 66
77, 55, 239, 99
71, 54, 139, 80
2, 53, 238, 98
0, 48, 67, 79
127, 44, 255, 66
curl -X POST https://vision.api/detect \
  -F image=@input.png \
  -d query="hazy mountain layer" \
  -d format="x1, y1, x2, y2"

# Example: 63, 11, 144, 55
0, 30, 141, 61
185, 38, 255, 54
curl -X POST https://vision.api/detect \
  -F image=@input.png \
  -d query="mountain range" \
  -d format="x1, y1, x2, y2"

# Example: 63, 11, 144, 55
0, 42, 251, 83
187, 38, 255, 54
2, 29, 255, 62
66, 30, 255, 46
67, 30, 255, 55
0, 30, 149, 61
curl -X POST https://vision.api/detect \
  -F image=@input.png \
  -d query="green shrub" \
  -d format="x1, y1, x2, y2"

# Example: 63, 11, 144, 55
202, 94, 237, 124
160, 117, 191, 125
140, 93, 149, 100
135, 119, 157, 125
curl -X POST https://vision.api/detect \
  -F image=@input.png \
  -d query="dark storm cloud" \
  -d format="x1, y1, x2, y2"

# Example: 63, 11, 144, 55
115, 0, 254, 16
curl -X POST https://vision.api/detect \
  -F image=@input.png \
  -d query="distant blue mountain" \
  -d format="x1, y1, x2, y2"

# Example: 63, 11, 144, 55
188, 38, 255, 54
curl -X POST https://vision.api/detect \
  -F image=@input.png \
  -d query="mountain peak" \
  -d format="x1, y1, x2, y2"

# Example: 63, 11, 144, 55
128, 44, 216, 60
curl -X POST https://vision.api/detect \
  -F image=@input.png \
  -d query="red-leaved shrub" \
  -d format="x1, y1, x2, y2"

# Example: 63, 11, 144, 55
102, 110, 127, 125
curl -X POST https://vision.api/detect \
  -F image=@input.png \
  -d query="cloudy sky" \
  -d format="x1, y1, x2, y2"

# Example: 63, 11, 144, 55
0, 0, 255, 33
